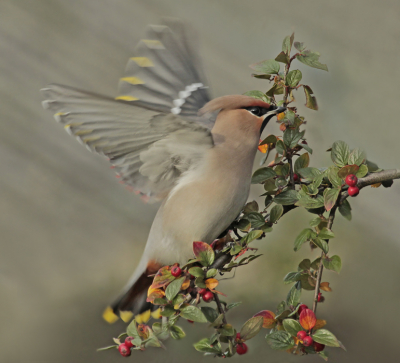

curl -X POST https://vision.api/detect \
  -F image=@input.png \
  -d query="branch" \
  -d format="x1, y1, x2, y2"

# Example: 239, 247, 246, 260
340, 168, 400, 203
312, 206, 337, 314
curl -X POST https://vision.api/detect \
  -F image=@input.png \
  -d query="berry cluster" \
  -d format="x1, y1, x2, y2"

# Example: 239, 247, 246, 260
296, 305, 325, 353
198, 288, 214, 302
345, 174, 359, 196
118, 336, 135, 357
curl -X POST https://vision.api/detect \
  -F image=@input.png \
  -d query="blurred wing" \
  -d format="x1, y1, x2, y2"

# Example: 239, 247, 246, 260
118, 19, 214, 128
41, 84, 214, 201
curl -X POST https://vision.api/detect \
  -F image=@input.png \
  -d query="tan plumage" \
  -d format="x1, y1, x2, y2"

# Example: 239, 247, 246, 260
41, 20, 284, 322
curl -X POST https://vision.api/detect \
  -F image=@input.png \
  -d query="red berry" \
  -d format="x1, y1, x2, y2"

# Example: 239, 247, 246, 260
118, 343, 131, 357
302, 140, 308, 145
317, 293, 325, 302
187, 320, 194, 323
302, 336, 313, 347
190, 274, 195, 280
313, 341, 325, 352
171, 265, 182, 277
345, 174, 358, 187
124, 336, 135, 349
293, 173, 299, 182
297, 330, 307, 340
298, 304, 308, 315
236, 343, 248, 355
236, 332, 242, 342
198, 288, 207, 295
348, 186, 360, 197
202, 291, 214, 302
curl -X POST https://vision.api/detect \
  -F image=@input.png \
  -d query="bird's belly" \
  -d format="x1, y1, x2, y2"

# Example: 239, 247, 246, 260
158, 169, 251, 263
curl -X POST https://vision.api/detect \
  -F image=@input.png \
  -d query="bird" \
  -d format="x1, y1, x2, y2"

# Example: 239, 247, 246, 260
41, 19, 285, 324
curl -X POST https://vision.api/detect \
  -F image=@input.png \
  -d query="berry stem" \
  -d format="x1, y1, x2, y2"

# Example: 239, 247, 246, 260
312, 206, 337, 314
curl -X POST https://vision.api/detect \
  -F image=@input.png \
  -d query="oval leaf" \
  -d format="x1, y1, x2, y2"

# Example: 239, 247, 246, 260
205, 278, 219, 290
282, 318, 303, 337
324, 188, 340, 211
269, 204, 284, 223
180, 305, 208, 323
337, 164, 359, 179
193, 241, 215, 267
251, 167, 277, 184
322, 255, 342, 273
165, 277, 185, 301
266, 330, 295, 350
299, 308, 316, 330
312, 329, 341, 347
286, 281, 302, 306
274, 189, 299, 205
331, 141, 350, 168
240, 316, 264, 341
294, 153, 310, 174
253, 310, 276, 329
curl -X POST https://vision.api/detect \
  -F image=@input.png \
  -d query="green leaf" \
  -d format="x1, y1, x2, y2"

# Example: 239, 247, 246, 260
294, 228, 316, 251
266, 82, 284, 96
244, 200, 259, 213
322, 255, 342, 273
301, 142, 313, 154
338, 199, 352, 220
170, 325, 186, 340
229, 242, 243, 255
240, 316, 264, 341
331, 141, 350, 168
294, 41, 305, 52
296, 51, 328, 71
154, 297, 168, 305
251, 167, 277, 184
324, 187, 340, 211
337, 164, 360, 179
282, 33, 294, 54
188, 266, 205, 278
243, 90, 270, 103
260, 134, 277, 146
195, 277, 206, 288
312, 237, 329, 254
249, 59, 280, 75
218, 324, 235, 337
275, 51, 290, 64
311, 257, 321, 270
227, 301, 242, 310
127, 319, 139, 338
269, 204, 284, 223
160, 305, 176, 317
180, 306, 208, 323
241, 229, 264, 245
326, 166, 342, 189
274, 189, 299, 205
294, 153, 310, 174
356, 164, 368, 178
312, 329, 341, 347
193, 241, 215, 267
303, 85, 318, 110
318, 227, 335, 239
319, 351, 330, 361
296, 194, 325, 209
172, 294, 186, 306
165, 277, 185, 301
310, 216, 322, 227
298, 167, 322, 180
200, 307, 219, 323
277, 301, 286, 315
283, 271, 303, 284
275, 176, 288, 188
276, 139, 286, 155
298, 258, 311, 270
193, 338, 222, 354
266, 330, 295, 350
206, 269, 217, 278
246, 212, 266, 229
283, 128, 305, 148
282, 319, 303, 337
286, 281, 302, 306
286, 70, 302, 87
366, 160, 382, 172
348, 148, 366, 166
236, 218, 251, 232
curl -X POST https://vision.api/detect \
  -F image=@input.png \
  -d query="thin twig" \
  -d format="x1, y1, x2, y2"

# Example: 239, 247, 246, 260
312, 206, 337, 314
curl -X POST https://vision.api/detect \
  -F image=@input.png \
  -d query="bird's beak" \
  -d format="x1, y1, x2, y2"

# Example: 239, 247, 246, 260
260, 105, 287, 134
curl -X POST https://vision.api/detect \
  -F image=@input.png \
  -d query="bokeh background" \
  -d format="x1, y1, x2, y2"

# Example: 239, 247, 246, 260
1, 0, 400, 362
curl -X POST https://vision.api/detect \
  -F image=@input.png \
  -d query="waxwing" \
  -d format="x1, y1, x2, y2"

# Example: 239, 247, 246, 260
41, 19, 285, 324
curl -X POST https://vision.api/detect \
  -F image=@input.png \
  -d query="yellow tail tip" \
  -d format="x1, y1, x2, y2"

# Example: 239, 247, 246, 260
102, 306, 119, 324
135, 309, 151, 324
151, 308, 162, 320
120, 310, 134, 323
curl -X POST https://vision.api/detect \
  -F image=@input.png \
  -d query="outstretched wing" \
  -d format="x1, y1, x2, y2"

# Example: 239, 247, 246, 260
117, 18, 214, 128
42, 84, 214, 201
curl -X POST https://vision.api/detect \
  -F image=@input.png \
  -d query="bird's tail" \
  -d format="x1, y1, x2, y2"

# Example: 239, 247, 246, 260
102, 260, 163, 324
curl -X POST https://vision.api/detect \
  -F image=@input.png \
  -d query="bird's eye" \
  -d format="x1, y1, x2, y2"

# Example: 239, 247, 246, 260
245, 106, 262, 116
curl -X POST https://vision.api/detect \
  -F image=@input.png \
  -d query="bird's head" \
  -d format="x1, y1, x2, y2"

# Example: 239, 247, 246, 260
199, 95, 286, 137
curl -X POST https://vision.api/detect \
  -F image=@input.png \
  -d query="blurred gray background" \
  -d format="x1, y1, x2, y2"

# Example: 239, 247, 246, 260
1, 0, 400, 362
